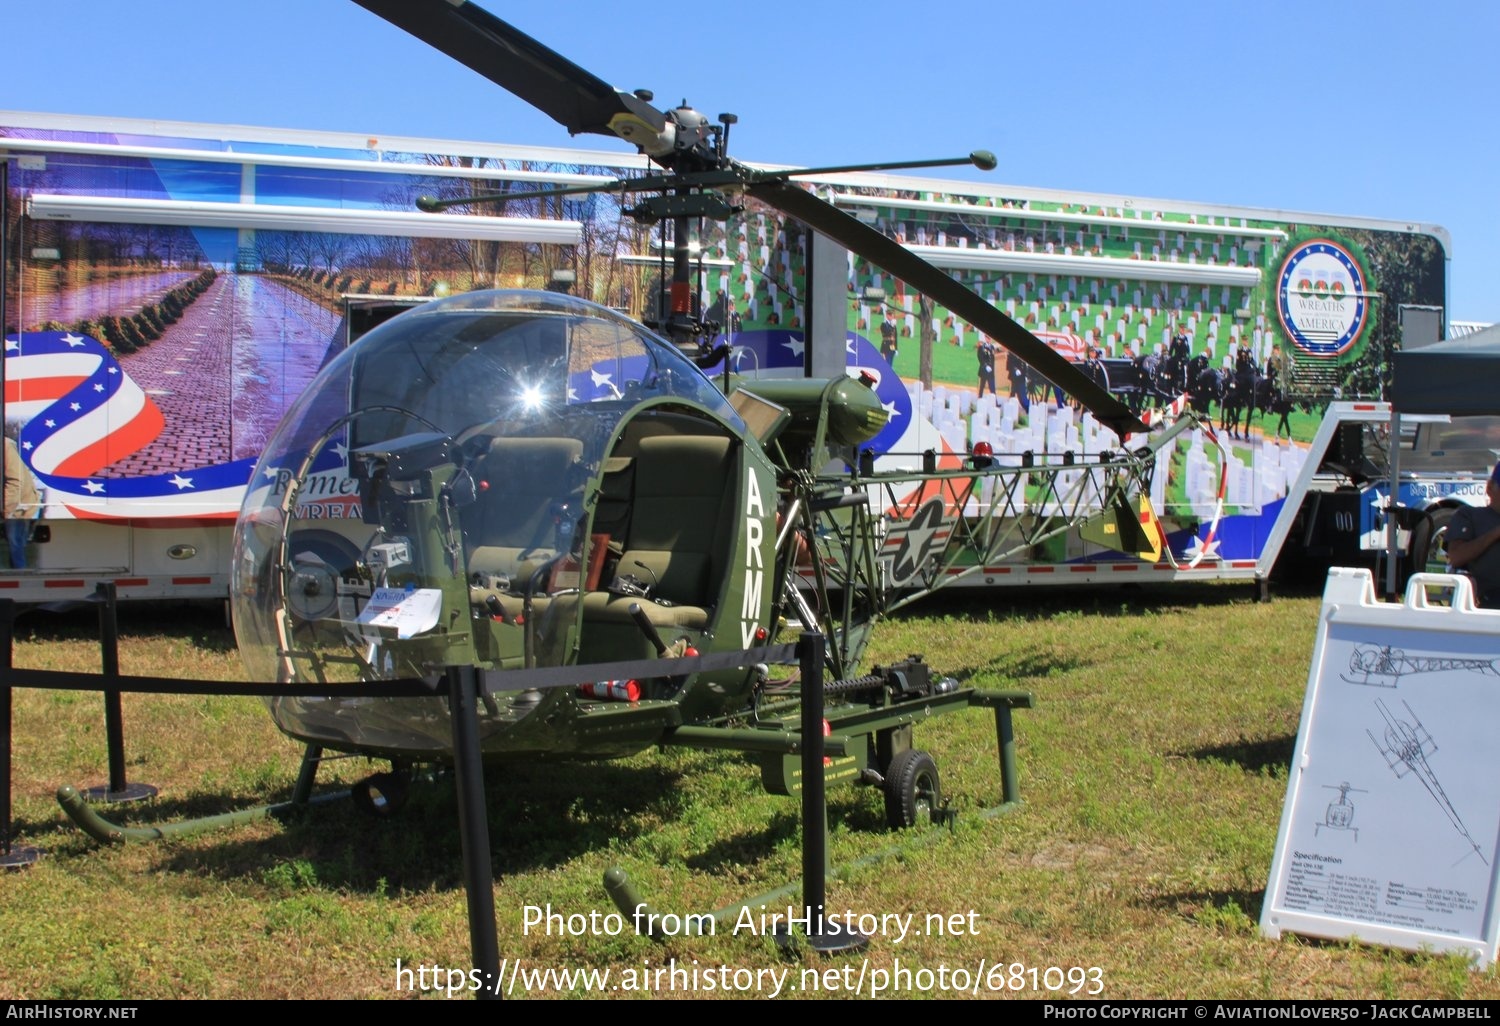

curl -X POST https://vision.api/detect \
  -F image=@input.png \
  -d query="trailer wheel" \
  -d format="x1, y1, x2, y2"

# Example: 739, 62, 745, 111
1410, 507, 1455, 578
884, 749, 940, 830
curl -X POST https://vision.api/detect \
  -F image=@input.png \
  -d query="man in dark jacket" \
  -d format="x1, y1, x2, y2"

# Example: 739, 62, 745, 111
1446, 461, 1500, 607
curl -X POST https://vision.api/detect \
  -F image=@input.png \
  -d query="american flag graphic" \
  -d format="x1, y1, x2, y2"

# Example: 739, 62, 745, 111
4, 332, 253, 522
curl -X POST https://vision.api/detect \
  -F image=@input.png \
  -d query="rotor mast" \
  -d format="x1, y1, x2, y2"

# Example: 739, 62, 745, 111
633, 100, 738, 362
359, 0, 1147, 433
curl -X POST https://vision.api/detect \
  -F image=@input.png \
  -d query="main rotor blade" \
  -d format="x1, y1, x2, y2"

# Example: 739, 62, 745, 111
748, 181, 1147, 436
771, 150, 997, 182
352, 0, 665, 143
417, 173, 672, 212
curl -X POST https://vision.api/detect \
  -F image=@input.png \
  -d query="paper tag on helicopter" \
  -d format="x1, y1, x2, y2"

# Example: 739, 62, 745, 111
356, 587, 443, 639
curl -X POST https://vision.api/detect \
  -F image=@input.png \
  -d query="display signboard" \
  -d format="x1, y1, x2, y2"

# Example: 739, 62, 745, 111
1262, 569, 1500, 963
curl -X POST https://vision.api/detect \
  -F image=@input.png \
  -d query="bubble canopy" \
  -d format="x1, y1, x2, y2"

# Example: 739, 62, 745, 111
231, 289, 745, 695
254, 289, 738, 468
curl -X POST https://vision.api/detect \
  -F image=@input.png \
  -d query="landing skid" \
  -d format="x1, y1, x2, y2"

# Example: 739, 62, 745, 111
55, 744, 347, 845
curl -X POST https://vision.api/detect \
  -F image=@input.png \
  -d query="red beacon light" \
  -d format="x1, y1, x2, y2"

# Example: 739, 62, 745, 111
971, 440, 995, 469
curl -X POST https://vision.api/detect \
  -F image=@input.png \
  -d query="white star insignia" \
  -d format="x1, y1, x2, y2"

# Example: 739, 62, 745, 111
4, 339, 18, 352
783, 338, 806, 359
169, 474, 194, 490
94, 384, 105, 392
1183, 535, 1220, 560
262, 465, 282, 481
83, 480, 105, 494
882, 400, 902, 420
62, 333, 85, 347
44, 419, 56, 429
590, 369, 613, 389
69, 403, 82, 412
109, 367, 118, 375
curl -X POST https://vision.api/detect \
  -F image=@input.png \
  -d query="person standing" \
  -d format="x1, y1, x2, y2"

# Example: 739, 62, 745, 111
976, 337, 998, 398
1006, 349, 1030, 412
3, 426, 38, 570
1446, 462, 1500, 608
1168, 329, 1191, 392
878, 310, 898, 367
1083, 346, 1110, 394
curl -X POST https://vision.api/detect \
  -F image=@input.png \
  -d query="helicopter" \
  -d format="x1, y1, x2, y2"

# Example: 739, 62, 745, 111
82, 0, 1176, 835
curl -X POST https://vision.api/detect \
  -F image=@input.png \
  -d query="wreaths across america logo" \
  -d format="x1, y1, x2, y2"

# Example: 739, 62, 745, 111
1276, 239, 1370, 357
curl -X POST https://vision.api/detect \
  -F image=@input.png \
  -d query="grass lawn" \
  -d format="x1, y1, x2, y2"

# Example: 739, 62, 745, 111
0, 583, 1495, 1000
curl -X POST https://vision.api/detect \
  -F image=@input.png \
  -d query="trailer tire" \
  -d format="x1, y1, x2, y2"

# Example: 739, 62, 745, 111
1410, 507, 1455, 579
884, 749, 940, 830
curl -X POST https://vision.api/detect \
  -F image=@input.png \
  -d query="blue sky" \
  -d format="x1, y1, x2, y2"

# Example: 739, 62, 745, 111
6, 0, 1498, 322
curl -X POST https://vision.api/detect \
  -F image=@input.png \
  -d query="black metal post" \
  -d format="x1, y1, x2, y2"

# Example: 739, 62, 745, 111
447, 664, 501, 1000
84, 583, 155, 803
797, 632, 866, 954
798, 632, 826, 931
100, 584, 125, 791
1, 599, 12, 857
0, 597, 39, 867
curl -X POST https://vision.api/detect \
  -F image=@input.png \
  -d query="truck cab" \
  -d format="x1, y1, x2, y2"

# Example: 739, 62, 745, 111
1289, 408, 1498, 581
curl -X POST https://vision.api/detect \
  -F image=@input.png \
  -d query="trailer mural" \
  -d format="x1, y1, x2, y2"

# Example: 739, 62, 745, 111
832, 187, 1448, 573
0, 113, 1453, 596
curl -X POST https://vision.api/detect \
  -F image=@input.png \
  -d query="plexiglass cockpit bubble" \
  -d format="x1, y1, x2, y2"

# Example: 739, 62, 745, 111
230, 290, 747, 756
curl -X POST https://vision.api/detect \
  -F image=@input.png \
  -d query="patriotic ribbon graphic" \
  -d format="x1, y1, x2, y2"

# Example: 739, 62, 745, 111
4, 331, 253, 521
